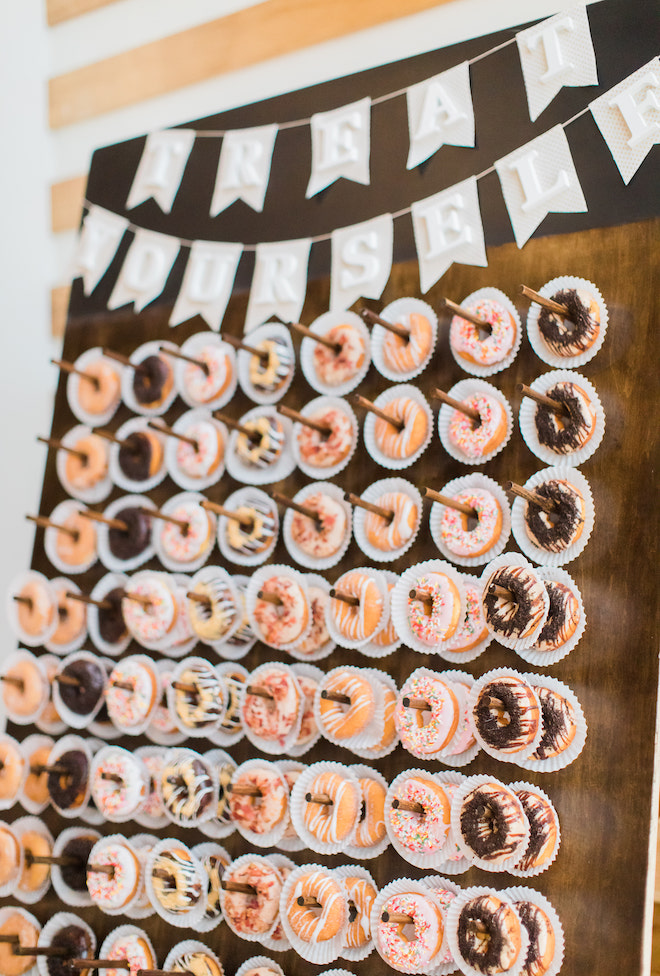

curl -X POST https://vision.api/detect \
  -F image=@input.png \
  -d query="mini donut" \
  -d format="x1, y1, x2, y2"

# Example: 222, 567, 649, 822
1, 656, 47, 719
303, 770, 360, 846
175, 422, 224, 480
0, 912, 41, 976
91, 747, 147, 820
200, 848, 230, 923
221, 857, 282, 934
287, 868, 346, 942
354, 776, 387, 848
173, 660, 223, 731
47, 923, 94, 976
534, 580, 581, 652
54, 510, 97, 568
224, 587, 254, 652
367, 680, 398, 753
439, 488, 503, 559
377, 891, 444, 970
407, 572, 462, 645
523, 479, 586, 554
218, 669, 247, 736
450, 582, 489, 654
515, 788, 559, 872
236, 415, 285, 468
150, 845, 204, 915
537, 287, 601, 357
529, 685, 578, 761
456, 894, 523, 974
183, 345, 234, 404
225, 496, 277, 558
138, 752, 166, 821
459, 781, 528, 864
161, 753, 215, 824
50, 586, 87, 647
289, 492, 348, 560
21, 829, 53, 896
118, 430, 164, 482
253, 577, 309, 646
132, 353, 174, 408
102, 932, 155, 976
296, 407, 354, 468
63, 434, 109, 490
395, 673, 459, 755
342, 876, 377, 948
56, 655, 106, 719
106, 657, 159, 731
534, 380, 597, 455
22, 740, 51, 808
187, 578, 236, 642
242, 666, 301, 743
76, 358, 121, 415
442, 681, 477, 757
329, 571, 384, 643
482, 564, 548, 642
318, 669, 376, 741
371, 583, 398, 650
513, 900, 556, 976
97, 586, 129, 646
15, 579, 55, 638
229, 765, 287, 835
450, 297, 517, 366
160, 502, 213, 564
387, 775, 451, 855
86, 839, 140, 910
122, 577, 177, 645
294, 674, 320, 747
47, 748, 89, 812
364, 491, 418, 552
381, 311, 433, 374
448, 392, 508, 459
313, 323, 366, 387
249, 335, 294, 393
281, 770, 303, 840
296, 588, 330, 656
170, 951, 222, 976
473, 675, 541, 755
215, 759, 236, 829
373, 396, 428, 460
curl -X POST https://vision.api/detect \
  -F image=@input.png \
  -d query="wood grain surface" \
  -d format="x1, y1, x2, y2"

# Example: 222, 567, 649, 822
5, 216, 658, 976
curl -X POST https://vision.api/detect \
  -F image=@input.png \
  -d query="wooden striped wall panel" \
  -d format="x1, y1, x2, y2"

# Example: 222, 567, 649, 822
51, 175, 86, 233
51, 285, 71, 339
46, 0, 120, 27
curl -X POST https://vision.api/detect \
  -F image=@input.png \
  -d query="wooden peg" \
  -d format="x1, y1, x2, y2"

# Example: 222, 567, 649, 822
344, 491, 394, 523
220, 880, 257, 895
228, 784, 262, 798
14, 947, 70, 958
421, 487, 478, 520
408, 588, 433, 607
69, 960, 130, 970
432, 388, 480, 423
51, 357, 100, 389
443, 298, 491, 331
102, 348, 146, 372
329, 588, 360, 608
290, 321, 341, 353
381, 911, 415, 924
213, 411, 259, 440
79, 510, 129, 532
26, 514, 78, 539
91, 428, 135, 450
268, 490, 322, 525
320, 689, 351, 705
37, 436, 89, 463
401, 696, 429, 711
305, 792, 333, 805
391, 798, 425, 815
64, 591, 111, 611
245, 685, 275, 701
186, 590, 212, 607
87, 863, 115, 876
505, 481, 555, 515
297, 895, 322, 908
520, 285, 568, 316
488, 583, 516, 601
349, 394, 404, 432
159, 345, 209, 375
220, 333, 268, 360
516, 383, 568, 417
147, 421, 199, 451
200, 499, 252, 527
139, 507, 190, 533
360, 308, 409, 340
277, 404, 331, 437
257, 589, 283, 606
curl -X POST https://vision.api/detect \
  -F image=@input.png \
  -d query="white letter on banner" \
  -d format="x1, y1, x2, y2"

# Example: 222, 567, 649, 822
169, 241, 242, 330
406, 62, 474, 169
411, 177, 487, 293
495, 126, 586, 248
71, 205, 128, 295
107, 229, 180, 313
609, 71, 660, 148
126, 130, 195, 212
210, 125, 278, 215
244, 238, 312, 333
516, 6, 598, 122
306, 97, 371, 198
330, 214, 393, 312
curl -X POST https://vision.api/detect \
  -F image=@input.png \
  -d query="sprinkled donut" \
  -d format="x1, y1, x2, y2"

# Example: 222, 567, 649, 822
122, 576, 177, 645
387, 775, 451, 855
182, 345, 233, 404
296, 588, 330, 657
174, 422, 224, 479
395, 673, 459, 755
537, 287, 601, 357
381, 311, 433, 374
229, 764, 288, 835
364, 491, 418, 552
296, 407, 354, 468
102, 932, 154, 976
329, 571, 384, 643
91, 746, 147, 820
63, 434, 109, 491
318, 669, 375, 741
294, 674, 320, 747
313, 323, 365, 387
377, 891, 444, 970
287, 869, 346, 942
534, 380, 597, 455
354, 776, 387, 848
440, 488, 503, 559
241, 666, 301, 744
459, 781, 528, 865
523, 479, 586, 554
106, 658, 158, 731
374, 396, 428, 460
342, 876, 377, 948
87, 839, 140, 910
473, 675, 540, 755
456, 894, 523, 974
302, 770, 360, 846
253, 577, 309, 646
407, 572, 462, 645
160, 502, 213, 564
447, 392, 508, 459
289, 492, 347, 559
450, 297, 517, 367
76, 359, 121, 416
482, 564, 548, 642
221, 857, 282, 934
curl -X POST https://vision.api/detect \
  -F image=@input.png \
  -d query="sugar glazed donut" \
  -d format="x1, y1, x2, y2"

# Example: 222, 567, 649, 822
537, 286, 601, 358
313, 323, 366, 387
407, 572, 462, 646
63, 433, 109, 491
286, 868, 347, 942
472, 675, 541, 756
329, 571, 384, 644
522, 479, 586, 554
354, 776, 387, 849
377, 891, 444, 971
296, 407, 354, 468
106, 657, 159, 732
241, 666, 301, 745
289, 492, 348, 560
87, 838, 141, 911
387, 774, 451, 856
221, 856, 282, 935
53, 510, 97, 569
75, 358, 121, 416
364, 491, 418, 553
122, 576, 177, 646
253, 576, 309, 647
381, 310, 433, 375
373, 396, 428, 461
318, 669, 376, 741
447, 393, 508, 459
439, 488, 503, 560
482, 564, 548, 642
342, 875, 377, 948
533, 380, 597, 455
229, 764, 288, 836
450, 296, 517, 367
302, 770, 361, 847
456, 893, 523, 974
395, 673, 459, 756
458, 782, 528, 865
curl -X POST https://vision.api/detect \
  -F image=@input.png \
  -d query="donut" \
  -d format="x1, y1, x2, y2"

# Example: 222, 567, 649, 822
241, 666, 301, 743
122, 577, 177, 645
381, 310, 433, 374
529, 685, 578, 761
329, 571, 384, 643
354, 776, 387, 848
303, 770, 360, 846
224, 585, 254, 652
450, 297, 517, 366
118, 430, 164, 482
160, 502, 213, 564
106, 658, 159, 731
138, 751, 166, 821
229, 764, 288, 835
534, 380, 597, 455
58, 834, 98, 893
132, 353, 174, 408
172, 660, 223, 731
18, 828, 52, 893
50, 586, 87, 647
0, 826, 20, 887
450, 583, 489, 654
76, 358, 121, 415
150, 845, 204, 914
515, 788, 559, 872
342, 876, 377, 947
408, 572, 462, 645
296, 587, 330, 656
22, 740, 51, 808
87, 839, 141, 909
221, 857, 282, 934
170, 952, 222, 976
0, 912, 41, 976
364, 491, 418, 552
318, 669, 376, 741
373, 396, 428, 460
236, 415, 285, 468
377, 891, 444, 970
91, 746, 147, 819
47, 748, 89, 812
200, 848, 230, 923
395, 673, 459, 755
174, 421, 224, 480
1, 655, 47, 719
97, 586, 128, 645
218, 669, 247, 735
366, 680, 398, 753
46, 923, 94, 976
56, 655, 106, 718
534, 580, 580, 652
54, 510, 97, 568
249, 335, 294, 392
0, 738, 25, 805
537, 287, 601, 357
523, 479, 586, 553
473, 675, 540, 755
224, 495, 277, 558
457, 894, 523, 974
513, 900, 556, 976
294, 674, 320, 747
281, 770, 303, 840
447, 392, 508, 459
482, 565, 548, 641
459, 781, 528, 864
187, 578, 236, 642
289, 492, 348, 560
63, 434, 109, 490
313, 323, 365, 386
286, 868, 346, 941
439, 489, 503, 558
182, 345, 233, 404
161, 753, 215, 824
253, 577, 309, 646
35, 659, 64, 732
102, 932, 155, 976
371, 583, 398, 649
296, 407, 354, 468
14, 578, 55, 639
388, 775, 451, 855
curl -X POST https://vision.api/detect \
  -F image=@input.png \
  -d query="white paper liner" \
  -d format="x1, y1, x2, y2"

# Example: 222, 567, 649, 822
144, 660, 186, 747
35, 655, 68, 735
167, 656, 225, 739
333, 862, 378, 961
479, 552, 550, 650
105, 654, 161, 736
219, 853, 283, 943
229, 758, 290, 848
206, 663, 248, 747
359, 571, 402, 660
19, 734, 53, 814
43, 499, 98, 576
506, 782, 561, 878
371, 297, 438, 382
190, 841, 232, 933
12, 816, 52, 905
121, 339, 179, 416
438, 378, 513, 466
225, 406, 295, 486
290, 762, 363, 856
363, 383, 433, 471
278, 861, 349, 964
245, 566, 312, 652
87, 572, 131, 656
216, 487, 280, 569
163, 409, 227, 492
517, 673, 587, 773
47, 733, 92, 818
286, 578, 336, 664
37, 912, 95, 976
526, 275, 609, 369
175, 332, 238, 411
448, 286, 523, 377
145, 838, 208, 928
314, 666, 386, 750
445, 886, 529, 976
510, 465, 595, 567
133, 746, 168, 828
234, 957, 283, 976
467, 668, 544, 764
504, 886, 565, 976
300, 309, 371, 397
55, 424, 113, 504
45, 578, 88, 655
1, 649, 49, 725
318, 970, 355, 976
344, 765, 390, 861
518, 369, 605, 467
236, 322, 295, 405
325, 569, 390, 651
274, 761, 307, 852
67, 346, 123, 427
384, 768, 454, 871
352, 478, 423, 564
7, 571, 58, 647
98, 923, 156, 975
434, 575, 492, 665
449, 775, 530, 872
429, 472, 512, 569
371, 876, 450, 974
421, 875, 464, 974
159, 747, 219, 827
350, 670, 400, 760
197, 748, 236, 840
52, 649, 106, 729
292, 395, 359, 480
515, 567, 586, 667
109, 416, 168, 494
390, 559, 467, 656
50, 825, 100, 907
164, 940, 225, 976
435, 671, 481, 768
240, 661, 304, 756
152, 491, 216, 573
282, 481, 353, 571
164, 573, 203, 658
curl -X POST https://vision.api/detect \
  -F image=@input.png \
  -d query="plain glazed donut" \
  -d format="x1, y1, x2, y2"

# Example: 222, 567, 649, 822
175, 422, 224, 479
482, 565, 548, 642
450, 583, 489, 654
381, 311, 433, 374
473, 675, 540, 755
440, 488, 503, 559
0, 739, 25, 804
318, 669, 376, 741
0, 912, 41, 976
374, 396, 428, 460
54, 511, 97, 568
530, 685, 578, 761
388, 775, 451, 855
253, 576, 309, 646
523, 479, 586, 554
289, 492, 348, 559
15, 579, 55, 638
182, 345, 233, 404
0, 826, 20, 887
364, 491, 418, 552
534, 380, 597, 455
76, 359, 121, 415
395, 673, 459, 755
313, 323, 366, 387
132, 354, 174, 408
222, 857, 282, 934
515, 788, 559, 872
457, 894, 523, 975
342, 875, 377, 948
368, 680, 398, 752
329, 571, 384, 643
459, 781, 528, 864
287, 868, 346, 942
296, 407, 354, 468
537, 287, 600, 357
241, 666, 301, 743
513, 900, 556, 976
1, 656, 46, 719
354, 776, 387, 848
534, 580, 580, 652
377, 891, 444, 970
303, 770, 360, 846
63, 434, 109, 490
50, 585, 87, 647
22, 741, 51, 808
450, 297, 517, 366
371, 582, 398, 649
448, 393, 508, 459
229, 765, 288, 835
407, 572, 462, 645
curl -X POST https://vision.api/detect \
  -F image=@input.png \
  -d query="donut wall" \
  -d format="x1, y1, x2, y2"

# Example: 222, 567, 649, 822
2, 4, 660, 976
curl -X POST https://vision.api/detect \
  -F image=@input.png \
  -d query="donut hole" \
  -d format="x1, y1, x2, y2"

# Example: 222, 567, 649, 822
464, 513, 480, 533
467, 918, 491, 951
398, 920, 418, 944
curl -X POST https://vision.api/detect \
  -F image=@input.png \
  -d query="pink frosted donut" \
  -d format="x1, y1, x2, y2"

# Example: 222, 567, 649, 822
86, 839, 140, 910
122, 577, 176, 645
229, 764, 288, 834
388, 775, 452, 856
440, 488, 503, 557
313, 323, 365, 387
450, 583, 489, 654
102, 933, 154, 976
450, 297, 517, 366
395, 673, 459, 755
296, 407, 354, 468
106, 658, 158, 731
378, 891, 444, 970
241, 666, 301, 744
253, 576, 309, 646
160, 503, 213, 564
221, 857, 282, 935
182, 345, 233, 404
443, 681, 477, 756
296, 587, 330, 656
91, 747, 147, 819
408, 572, 462, 645
175, 422, 224, 479
447, 393, 508, 459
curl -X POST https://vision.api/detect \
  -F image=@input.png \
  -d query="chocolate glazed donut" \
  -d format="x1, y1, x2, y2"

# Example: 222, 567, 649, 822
459, 783, 527, 862
473, 677, 540, 753
537, 288, 599, 356
515, 789, 558, 871
482, 567, 547, 640
531, 686, 577, 760
108, 506, 152, 560
97, 587, 128, 645
523, 480, 584, 553
132, 354, 172, 406
118, 432, 156, 482
59, 835, 97, 891
48, 749, 89, 811
534, 382, 594, 454
47, 925, 93, 976
58, 659, 106, 715
457, 894, 522, 975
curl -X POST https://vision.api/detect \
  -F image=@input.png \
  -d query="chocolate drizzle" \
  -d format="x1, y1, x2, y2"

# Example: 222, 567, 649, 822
523, 479, 584, 553
531, 685, 577, 760
459, 783, 526, 861
535, 382, 594, 454
514, 900, 554, 975
538, 288, 599, 356
473, 678, 540, 752
516, 789, 557, 870
457, 895, 521, 974
535, 581, 580, 652
482, 566, 547, 639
